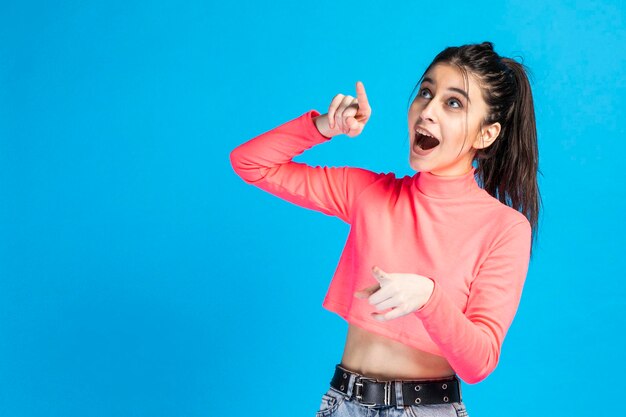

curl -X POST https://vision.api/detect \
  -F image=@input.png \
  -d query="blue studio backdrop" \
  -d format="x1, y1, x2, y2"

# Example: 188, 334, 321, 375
1, 1, 625, 416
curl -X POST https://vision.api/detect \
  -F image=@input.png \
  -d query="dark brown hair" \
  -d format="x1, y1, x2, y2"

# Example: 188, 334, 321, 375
408, 41, 542, 257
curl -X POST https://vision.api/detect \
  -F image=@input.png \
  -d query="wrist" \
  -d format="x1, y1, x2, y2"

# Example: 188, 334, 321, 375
423, 279, 435, 305
414, 278, 438, 316
313, 114, 333, 139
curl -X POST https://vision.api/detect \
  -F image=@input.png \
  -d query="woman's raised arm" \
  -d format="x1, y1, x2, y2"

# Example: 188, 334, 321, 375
229, 82, 385, 224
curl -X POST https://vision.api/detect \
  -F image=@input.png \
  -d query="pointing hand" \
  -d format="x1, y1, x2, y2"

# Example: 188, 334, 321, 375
354, 265, 435, 321
314, 81, 372, 138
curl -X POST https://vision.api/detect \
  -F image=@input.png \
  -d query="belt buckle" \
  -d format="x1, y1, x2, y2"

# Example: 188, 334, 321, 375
354, 376, 377, 408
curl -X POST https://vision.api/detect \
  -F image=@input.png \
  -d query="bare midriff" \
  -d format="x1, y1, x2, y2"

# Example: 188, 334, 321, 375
340, 324, 456, 381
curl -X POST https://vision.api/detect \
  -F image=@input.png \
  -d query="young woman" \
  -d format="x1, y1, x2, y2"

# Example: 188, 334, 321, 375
230, 41, 541, 417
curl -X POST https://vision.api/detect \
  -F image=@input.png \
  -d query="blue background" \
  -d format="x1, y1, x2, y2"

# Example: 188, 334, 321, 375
1, 1, 625, 416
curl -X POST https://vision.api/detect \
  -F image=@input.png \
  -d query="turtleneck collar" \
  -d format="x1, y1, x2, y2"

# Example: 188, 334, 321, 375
414, 166, 480, 198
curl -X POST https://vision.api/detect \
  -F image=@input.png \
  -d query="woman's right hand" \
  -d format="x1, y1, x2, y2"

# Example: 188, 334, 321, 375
314, 81, 372, 138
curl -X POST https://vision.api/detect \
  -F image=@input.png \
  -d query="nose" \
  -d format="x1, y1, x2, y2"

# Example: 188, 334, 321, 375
419, 99, 437, 123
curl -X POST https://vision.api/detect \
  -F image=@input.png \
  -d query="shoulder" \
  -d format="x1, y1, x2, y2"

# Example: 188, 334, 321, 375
476, 188, 528, 222
474, 189, 531, 244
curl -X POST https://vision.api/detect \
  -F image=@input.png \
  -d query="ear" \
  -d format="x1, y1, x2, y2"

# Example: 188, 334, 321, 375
473, 121, 501, 150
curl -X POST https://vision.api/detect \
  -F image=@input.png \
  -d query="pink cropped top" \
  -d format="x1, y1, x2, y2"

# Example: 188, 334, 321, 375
229, 109, 532, 384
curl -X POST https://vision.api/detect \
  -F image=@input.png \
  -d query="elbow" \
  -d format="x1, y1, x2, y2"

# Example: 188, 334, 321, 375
229, 146, 261, 183
460, 370, 491, 385
458, 344, 501, 384
229, 147, 244, 175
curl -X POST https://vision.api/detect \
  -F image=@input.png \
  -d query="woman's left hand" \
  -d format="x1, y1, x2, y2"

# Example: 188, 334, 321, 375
354, 266, 435, 321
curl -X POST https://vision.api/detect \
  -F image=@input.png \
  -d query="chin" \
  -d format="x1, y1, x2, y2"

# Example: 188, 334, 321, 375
409, 157, 429, 173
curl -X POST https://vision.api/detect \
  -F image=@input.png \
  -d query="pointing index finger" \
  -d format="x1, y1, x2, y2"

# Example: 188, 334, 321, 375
371, 265, 390, 284
355, 81, 371, 117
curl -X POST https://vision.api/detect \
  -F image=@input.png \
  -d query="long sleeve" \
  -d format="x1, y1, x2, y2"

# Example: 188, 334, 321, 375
413, 220, 532, 384
229, 109, 384, 224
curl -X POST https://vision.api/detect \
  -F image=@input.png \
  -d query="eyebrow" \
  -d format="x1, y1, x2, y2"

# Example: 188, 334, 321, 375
422, 76, 471, 104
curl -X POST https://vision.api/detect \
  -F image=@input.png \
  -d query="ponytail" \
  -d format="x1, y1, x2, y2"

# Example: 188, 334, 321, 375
478, 57, 542, 257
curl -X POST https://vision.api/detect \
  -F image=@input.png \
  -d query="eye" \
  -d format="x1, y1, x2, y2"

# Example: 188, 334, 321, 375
448, 98, 463, 109
418, 88, 431, 99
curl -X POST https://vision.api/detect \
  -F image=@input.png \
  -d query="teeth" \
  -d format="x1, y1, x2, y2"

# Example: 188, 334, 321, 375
415, 127, 435, 139
414, 127, 441, 151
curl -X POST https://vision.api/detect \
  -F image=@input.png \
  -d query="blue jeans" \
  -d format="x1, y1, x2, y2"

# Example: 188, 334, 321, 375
316, 383, 469, 417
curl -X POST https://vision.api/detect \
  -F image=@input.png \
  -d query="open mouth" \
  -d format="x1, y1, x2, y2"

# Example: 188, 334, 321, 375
413, 130, 441, 155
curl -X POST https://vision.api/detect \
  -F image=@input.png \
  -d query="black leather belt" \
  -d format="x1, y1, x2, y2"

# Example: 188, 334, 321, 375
329, 364, 462, 407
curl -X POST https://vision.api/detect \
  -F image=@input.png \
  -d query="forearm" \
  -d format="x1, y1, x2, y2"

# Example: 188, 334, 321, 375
229, 110, 330, 183
413, 282, 502, 384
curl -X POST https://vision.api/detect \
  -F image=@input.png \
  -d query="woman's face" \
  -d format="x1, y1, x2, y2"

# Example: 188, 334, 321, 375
408, 62, 500, 176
